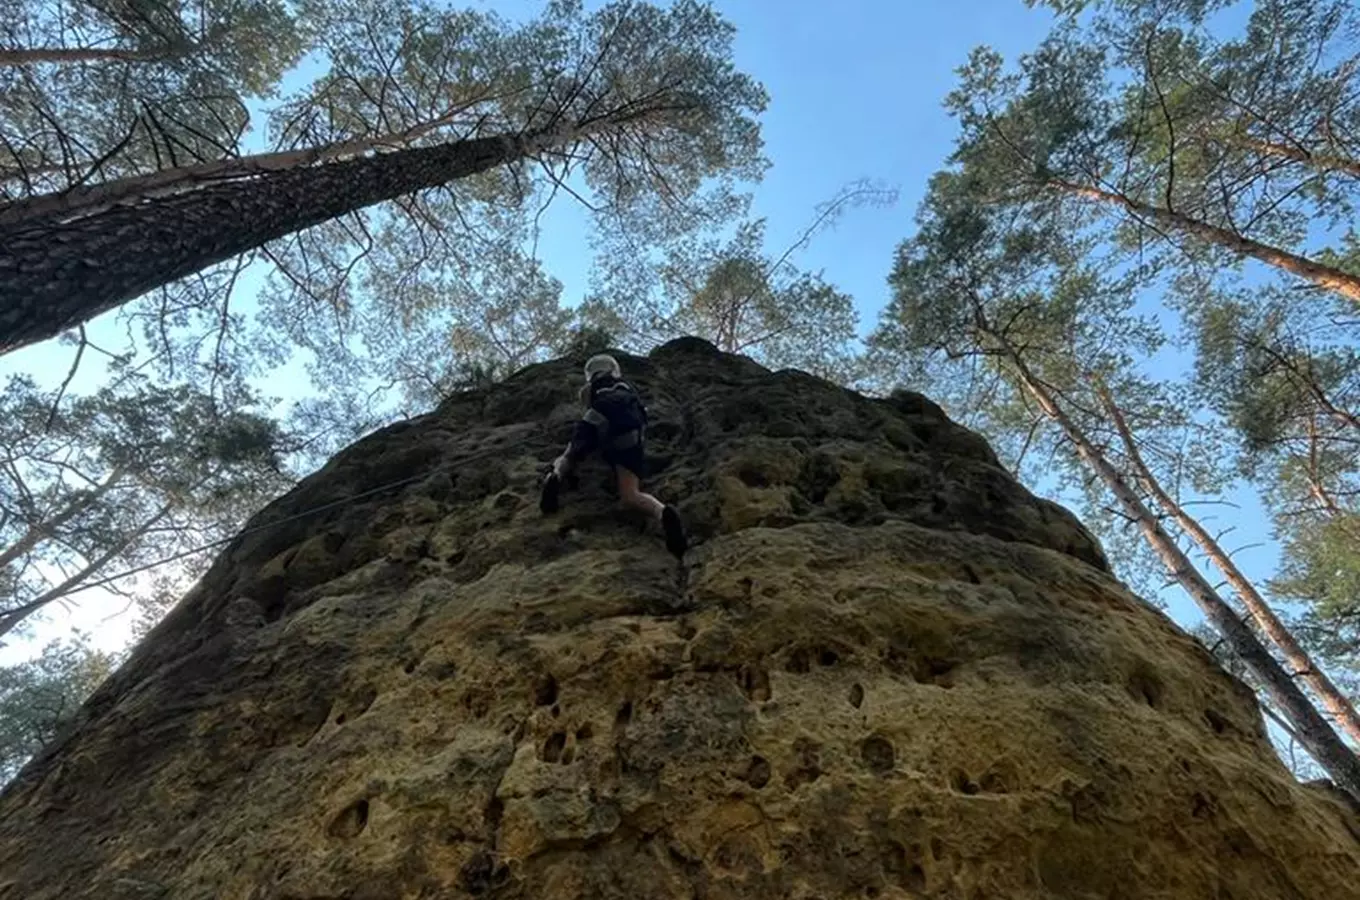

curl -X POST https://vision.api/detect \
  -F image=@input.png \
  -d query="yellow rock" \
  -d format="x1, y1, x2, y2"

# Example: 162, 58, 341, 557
0, 338, 1355, 899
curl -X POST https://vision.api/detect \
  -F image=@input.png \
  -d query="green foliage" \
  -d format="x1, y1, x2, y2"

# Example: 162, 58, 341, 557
555, 322, 618, 361
869, 167, 1218, 597
950, 1, 1360, 290
180, 0, 771, 418
0, 635, 114, 784
589, 182, 893, 381
1271, 515, 1360, 652
1, 0, 305, 200
1190, 288, 1360, 463
1027, 0, 1234, 23
0, 371, 294, 636
1182, 278, 1360, 673
932, 0, 1360, 751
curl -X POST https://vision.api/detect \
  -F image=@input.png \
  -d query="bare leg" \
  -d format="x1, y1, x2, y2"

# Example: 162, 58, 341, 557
552, 450, 576, 480
616, 467, 665, 520
617, 467, 687, 557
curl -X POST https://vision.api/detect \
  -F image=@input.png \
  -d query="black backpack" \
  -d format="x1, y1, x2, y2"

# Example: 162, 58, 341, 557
588, 375, 647, 434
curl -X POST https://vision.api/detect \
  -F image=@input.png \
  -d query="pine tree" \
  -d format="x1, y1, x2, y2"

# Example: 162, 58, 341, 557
0, 371, 293, 637
869, 169, 1360, 796
949, 1, 1360, 304
0, 0, 767, 356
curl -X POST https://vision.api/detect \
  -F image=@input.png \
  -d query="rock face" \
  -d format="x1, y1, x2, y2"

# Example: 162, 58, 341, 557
0, 337, 1357, 900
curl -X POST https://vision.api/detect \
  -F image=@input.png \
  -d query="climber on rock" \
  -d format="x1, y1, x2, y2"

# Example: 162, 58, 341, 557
540, 353, 688, 558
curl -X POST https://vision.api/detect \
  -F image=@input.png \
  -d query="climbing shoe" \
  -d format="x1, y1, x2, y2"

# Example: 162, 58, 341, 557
540, 471, 561, 515
661, 505, 687, 558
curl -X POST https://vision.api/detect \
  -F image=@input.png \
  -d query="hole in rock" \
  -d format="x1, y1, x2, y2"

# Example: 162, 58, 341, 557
445, 549, 466, 566
402, 658, 418, 675
860, 735, 895, 774
740, 666, 772, 702
904, 864, 926, 892
616, 701, 634, 726
576, 724, 594, 741
979, 766, 1012, 794
912, 657, 957, 688
849, 683, 865, 709
534, 675, 558, 706
334, 713, 347, 726
550, 704, 561, 718
930, 838, 944, 861
818, 648, 840, 667
737, 466, 770, 488
1204, 709, 1231, 735
460, 850, 500, 895
465, 693, 491, 719
542, 731, 567, 763
951, 771, 980, 795
327, 798, 370, 839
784, 738, 823, 789
744, 755, 772, 789
1127, 670, 1164, 708
484, 797, 504, 830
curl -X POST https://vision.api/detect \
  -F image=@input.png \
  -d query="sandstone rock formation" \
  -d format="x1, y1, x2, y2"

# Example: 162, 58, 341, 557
0, 337, 1357, 899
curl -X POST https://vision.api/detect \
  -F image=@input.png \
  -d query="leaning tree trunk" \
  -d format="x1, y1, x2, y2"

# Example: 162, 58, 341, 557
0, 125, 577, 355
986, 325, 1360, 796
1050, 179, 1360, 305
0, 106, 484, 229
1228, 134, 1360, 180
1097, 384, 1360, 748
0, 338, 1356, 899
0, 47, 167, 67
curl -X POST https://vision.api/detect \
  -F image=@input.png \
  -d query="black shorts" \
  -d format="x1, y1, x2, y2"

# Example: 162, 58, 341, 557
569, 420, 646, 477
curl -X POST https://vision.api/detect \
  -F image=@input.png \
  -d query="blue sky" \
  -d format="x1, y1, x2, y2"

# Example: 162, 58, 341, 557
1, 0, 1291, 663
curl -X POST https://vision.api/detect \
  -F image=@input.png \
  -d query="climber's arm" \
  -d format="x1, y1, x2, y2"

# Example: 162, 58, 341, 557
551, 418, 601, 477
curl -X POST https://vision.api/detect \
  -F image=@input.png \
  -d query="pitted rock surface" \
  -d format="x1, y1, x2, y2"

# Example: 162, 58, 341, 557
0, 337, 1356, 899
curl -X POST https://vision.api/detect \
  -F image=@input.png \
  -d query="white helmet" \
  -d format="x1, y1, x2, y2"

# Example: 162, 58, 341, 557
584, 353, 621, 381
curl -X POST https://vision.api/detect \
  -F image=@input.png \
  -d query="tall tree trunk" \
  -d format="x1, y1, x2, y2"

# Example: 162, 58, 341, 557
1095, 383, 1360, 747
980, 319, 1360, 798
1049, 180, 1360, 305
0, 47, 167, 67
0, 103, 484, 228
0, 502, 173, 640
0, 465, 127, 571
1228, 134, 1360, 180
0, 126, 573, 355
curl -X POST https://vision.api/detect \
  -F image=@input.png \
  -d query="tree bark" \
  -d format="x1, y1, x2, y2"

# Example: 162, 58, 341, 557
0, 104, 482, 228
981, 318, 1360, 799
1049, 180, 1360, 305
1095, 383, 1360, 748
0, 502, 173, 640
1229, 134, 1360, 180
0, 126, 572, 356
0, 47, 167, 67
0, 465, 127, 572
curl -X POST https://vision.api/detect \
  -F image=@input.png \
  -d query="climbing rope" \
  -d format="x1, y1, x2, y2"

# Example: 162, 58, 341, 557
55, 437, 551, 601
